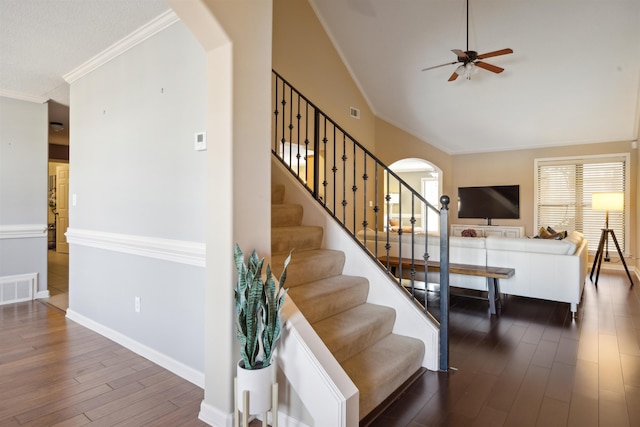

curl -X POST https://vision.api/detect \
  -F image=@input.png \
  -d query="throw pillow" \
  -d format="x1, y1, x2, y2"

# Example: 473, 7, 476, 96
539, 227, 565, 240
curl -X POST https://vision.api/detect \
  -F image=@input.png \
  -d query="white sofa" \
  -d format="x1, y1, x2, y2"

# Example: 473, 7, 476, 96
357, 229, 588, 314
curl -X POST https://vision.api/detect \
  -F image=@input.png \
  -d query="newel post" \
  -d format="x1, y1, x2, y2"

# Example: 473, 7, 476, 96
439, 195, 450, 372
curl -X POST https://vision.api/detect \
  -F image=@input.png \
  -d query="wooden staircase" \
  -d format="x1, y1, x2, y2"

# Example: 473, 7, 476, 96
271, 184, 425, 421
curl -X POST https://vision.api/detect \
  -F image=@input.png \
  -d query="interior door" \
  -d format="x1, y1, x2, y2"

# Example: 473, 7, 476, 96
56, 165, 69, 253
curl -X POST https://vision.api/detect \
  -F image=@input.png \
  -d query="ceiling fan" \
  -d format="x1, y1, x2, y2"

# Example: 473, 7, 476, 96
421, 0, 513, 81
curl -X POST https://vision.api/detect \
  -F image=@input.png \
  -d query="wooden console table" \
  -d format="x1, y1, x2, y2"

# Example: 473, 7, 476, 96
379, 255, 515, 315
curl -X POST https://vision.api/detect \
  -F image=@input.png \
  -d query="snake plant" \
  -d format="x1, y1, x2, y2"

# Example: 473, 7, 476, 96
234, 244, 292, 370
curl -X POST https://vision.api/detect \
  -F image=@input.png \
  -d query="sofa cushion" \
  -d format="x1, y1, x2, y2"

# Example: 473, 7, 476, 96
486, 231, 583, 255
450, 236, 486, 249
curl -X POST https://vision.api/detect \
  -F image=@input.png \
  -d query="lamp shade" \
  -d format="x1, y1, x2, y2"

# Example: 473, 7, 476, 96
592, 192, 624, 211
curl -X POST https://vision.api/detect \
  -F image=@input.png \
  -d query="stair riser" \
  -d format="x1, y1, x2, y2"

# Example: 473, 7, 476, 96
272, 204, 303, 227
316, 306, 396, 363
272, 185, 285, 204
344, 336, 425, 419
272, 250, 345, 287
272, 226, 323, 254
284, 260, 344, 287
288, 279, 369, 323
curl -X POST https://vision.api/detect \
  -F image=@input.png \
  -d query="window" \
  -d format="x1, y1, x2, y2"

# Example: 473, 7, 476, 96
534, 154, 629, 253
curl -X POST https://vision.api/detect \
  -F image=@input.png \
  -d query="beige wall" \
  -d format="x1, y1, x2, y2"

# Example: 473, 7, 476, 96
452, 141, 637, 244
273, 0, 375, 151
376, 117, 453, 200
171, 0, 273, 419
637, 145, 639, 275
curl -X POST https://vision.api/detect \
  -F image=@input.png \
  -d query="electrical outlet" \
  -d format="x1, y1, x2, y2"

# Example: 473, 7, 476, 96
135, 296, 141, 313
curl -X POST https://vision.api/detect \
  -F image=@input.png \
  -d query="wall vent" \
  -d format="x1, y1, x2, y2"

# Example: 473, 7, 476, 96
0, 273, 37, 305
349, 107, 360, 119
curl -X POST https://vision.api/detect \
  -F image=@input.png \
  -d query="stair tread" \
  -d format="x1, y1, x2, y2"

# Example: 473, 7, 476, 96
313, 303, 395, 363
272, 225, 323, 232
287, 275, 369, 323
342, 334, 425, 419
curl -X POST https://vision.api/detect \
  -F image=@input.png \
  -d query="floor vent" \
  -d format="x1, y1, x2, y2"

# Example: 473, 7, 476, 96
0, 273, 37, 305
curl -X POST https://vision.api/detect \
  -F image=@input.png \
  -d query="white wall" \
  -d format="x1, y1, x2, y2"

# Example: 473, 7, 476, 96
0, 97, 48, 292
66, 21, 207, 377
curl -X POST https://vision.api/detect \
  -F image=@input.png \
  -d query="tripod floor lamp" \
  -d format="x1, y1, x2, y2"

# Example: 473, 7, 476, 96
589, 192, 634, 287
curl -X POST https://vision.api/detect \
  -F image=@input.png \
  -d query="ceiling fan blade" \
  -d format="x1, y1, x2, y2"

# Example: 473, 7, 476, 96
452, 49, 467, 59
448, 71, 459, 81
477, 48, 513, 59
421, 61, 458, 72
475, 61, 505, 74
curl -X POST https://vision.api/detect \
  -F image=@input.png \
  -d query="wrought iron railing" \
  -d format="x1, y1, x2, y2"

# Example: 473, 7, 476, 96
272, 70, 451, 370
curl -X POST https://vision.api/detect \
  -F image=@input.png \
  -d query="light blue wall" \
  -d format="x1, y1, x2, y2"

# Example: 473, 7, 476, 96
0, 97, 48, 291
68, 22, 207, 374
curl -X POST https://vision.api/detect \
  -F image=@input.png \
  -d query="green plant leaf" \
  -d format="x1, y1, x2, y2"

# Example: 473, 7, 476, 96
234, 245, 293, 369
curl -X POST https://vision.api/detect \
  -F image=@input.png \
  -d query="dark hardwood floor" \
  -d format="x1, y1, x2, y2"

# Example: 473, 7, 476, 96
370, 270, 640, 427
1, 270, 637, 426
0, 300, 207, 426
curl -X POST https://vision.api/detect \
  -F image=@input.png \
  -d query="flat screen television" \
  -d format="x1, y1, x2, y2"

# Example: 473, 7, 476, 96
457, 185, 520, 225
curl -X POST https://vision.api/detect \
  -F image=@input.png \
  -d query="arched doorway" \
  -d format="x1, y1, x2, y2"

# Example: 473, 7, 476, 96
387, 158, 443, 234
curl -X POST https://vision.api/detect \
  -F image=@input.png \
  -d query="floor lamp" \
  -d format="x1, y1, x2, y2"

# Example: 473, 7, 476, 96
589, 192, 634, 287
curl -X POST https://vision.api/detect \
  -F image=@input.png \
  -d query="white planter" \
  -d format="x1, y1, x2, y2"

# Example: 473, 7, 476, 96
236, 361, 275, 414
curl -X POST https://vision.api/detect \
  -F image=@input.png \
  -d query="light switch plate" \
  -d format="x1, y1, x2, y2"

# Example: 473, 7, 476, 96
194, 132, 207, 151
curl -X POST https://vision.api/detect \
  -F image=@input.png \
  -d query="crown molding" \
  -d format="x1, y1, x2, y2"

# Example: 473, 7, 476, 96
63, 10, 179, 84
0, 89, 48, 104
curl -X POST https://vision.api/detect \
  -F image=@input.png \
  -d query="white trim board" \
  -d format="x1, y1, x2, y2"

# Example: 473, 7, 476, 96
0, 224, 47, 239
66, 309, 204, 388
65, 228, 205, 267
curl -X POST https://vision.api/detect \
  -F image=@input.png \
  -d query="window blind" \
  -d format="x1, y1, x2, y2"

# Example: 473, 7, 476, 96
535, 155, 627, 253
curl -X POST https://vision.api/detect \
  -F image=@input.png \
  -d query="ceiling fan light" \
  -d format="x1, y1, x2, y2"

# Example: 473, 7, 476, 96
49, 122, 64, 132
455, 64, 465, 75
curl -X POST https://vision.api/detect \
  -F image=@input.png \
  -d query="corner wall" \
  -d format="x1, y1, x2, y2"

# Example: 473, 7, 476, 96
170, 1, 274, 424
0, 97, 48, 295
66, 21, 206, 379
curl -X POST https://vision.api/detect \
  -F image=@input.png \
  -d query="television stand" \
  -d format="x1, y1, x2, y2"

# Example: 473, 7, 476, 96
451, 224, 525, 238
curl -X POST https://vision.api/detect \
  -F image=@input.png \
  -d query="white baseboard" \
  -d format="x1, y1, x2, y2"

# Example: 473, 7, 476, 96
36, 290, 50, 299
66, 309, 204, 388
267, 411, 310, 427
198, 401, 309, 427
198, 401, 233, 427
